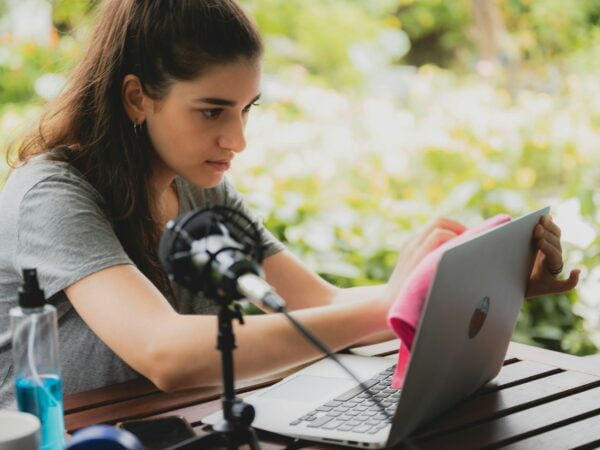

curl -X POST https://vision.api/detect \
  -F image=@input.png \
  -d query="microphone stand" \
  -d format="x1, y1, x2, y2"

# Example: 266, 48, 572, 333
161, 206, 269, 450
167, 302, 260, 450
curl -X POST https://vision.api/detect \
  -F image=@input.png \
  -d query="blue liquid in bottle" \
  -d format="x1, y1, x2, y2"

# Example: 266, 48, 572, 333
16, 375, 65, 450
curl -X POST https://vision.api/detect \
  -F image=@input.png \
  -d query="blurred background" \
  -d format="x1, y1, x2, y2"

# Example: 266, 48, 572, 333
0, 0, 599, 355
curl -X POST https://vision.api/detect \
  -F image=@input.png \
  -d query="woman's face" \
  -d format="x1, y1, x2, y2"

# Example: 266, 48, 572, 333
143, 59, 261, 189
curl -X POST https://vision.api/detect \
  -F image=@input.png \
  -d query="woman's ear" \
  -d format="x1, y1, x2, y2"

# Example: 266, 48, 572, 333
122, 74, 147, 124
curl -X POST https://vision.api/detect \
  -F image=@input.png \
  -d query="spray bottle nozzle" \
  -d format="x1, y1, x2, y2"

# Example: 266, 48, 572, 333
22, 269, 40, 291
18, 269, 45, 309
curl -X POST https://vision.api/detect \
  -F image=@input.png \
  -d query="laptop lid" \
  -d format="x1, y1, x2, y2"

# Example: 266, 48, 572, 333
387, 206, 549, 445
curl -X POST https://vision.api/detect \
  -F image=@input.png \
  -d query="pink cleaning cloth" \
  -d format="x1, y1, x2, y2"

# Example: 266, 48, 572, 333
387, 214, 512, 389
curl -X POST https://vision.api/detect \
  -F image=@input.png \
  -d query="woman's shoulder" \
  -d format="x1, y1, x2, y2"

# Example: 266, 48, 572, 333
0, 155, 107, 244
2, 154, 101, 204
5, 154, 78, 189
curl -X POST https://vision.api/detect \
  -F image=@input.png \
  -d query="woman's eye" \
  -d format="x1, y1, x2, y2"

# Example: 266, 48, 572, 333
201, 109, 223, 119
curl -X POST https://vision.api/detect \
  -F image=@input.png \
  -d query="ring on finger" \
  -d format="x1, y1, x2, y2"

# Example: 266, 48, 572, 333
547, 263, 563, 276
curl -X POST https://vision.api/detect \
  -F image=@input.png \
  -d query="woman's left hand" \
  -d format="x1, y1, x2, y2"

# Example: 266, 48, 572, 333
525, 215, 580, 298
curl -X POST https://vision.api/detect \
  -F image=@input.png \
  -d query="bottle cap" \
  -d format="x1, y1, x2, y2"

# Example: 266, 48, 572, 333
18, 269, 46, 309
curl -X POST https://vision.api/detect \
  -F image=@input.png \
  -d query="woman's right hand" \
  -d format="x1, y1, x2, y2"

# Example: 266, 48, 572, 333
381, 217, 466, 309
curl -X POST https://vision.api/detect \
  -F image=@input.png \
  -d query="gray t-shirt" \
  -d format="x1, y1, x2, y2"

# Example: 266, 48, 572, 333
0, 156, 284, 407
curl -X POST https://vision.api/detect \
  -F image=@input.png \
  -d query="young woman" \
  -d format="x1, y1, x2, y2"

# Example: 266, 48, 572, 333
0, 0, 579, 407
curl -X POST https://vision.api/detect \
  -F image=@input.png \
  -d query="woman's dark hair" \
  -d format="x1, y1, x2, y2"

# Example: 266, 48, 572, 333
13, 0, 263, 304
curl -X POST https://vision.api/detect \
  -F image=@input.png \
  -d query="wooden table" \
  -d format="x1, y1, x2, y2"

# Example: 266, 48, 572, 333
64, 342, 600, 449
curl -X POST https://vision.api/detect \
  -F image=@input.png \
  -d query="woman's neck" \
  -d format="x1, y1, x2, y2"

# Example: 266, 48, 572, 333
158, 182, 179, 228
151, 160, 180, 228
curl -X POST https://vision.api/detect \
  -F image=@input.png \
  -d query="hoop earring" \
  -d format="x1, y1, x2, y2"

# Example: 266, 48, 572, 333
133, 121, 141, 137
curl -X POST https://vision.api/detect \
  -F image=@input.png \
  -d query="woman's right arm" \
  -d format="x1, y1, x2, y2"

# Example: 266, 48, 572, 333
64, 264, 389, 392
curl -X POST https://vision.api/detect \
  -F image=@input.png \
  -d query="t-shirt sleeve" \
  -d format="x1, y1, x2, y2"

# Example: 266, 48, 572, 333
16, 173, 133, 299
221, 178, 285, 259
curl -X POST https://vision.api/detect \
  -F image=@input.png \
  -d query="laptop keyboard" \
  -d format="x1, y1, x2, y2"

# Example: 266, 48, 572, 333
289, 364, 398, 435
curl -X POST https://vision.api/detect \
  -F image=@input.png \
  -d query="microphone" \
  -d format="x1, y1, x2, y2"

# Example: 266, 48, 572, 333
159, 205, 285, 311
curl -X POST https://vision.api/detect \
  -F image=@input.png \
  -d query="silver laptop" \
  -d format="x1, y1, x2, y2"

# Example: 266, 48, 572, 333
203, 207, 549, 448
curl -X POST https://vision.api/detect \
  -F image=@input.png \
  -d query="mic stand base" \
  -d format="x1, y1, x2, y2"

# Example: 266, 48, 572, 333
166, 424, 260, 450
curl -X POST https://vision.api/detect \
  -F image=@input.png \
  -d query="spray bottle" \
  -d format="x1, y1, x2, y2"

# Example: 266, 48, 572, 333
10, 268, 66, 450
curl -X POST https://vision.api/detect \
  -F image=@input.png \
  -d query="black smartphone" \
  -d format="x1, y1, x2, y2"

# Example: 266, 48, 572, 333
116, 415, 196, 450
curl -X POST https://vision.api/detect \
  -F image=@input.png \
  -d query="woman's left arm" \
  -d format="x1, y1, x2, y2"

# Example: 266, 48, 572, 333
262, 250, 385, 310
526, 215, 580, 298
262, 250, 393, 346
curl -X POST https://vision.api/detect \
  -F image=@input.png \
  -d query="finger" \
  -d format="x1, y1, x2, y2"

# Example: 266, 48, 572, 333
419, 228, 458, 256
526, 269, 580, 298
436, 217, 467, 234
535, 229, 562, 254
386, 229, 457, 294
399, 230, 427, 261
404, 229, 455, 270
540, 215, 561, 239
537, 239, 563, 273
419, 218, 466, 244
552, 269, 581, 293
543, 232, 561, 253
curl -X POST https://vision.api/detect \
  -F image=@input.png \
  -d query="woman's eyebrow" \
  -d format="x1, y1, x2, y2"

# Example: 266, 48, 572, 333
193, 94, 261, 107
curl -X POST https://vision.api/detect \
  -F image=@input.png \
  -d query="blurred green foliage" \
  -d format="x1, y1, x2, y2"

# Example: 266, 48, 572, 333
1, 0, 599, 355
248, 0, 392, 87
502, 0, 600, 60
392, 0, 473, 68
393, 0, 600, 67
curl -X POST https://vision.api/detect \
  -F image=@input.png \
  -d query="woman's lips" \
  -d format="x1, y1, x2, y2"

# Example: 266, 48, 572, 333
206, 160, 231, 172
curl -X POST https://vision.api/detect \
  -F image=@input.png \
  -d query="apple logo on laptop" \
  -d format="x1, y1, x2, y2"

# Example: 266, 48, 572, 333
469, 296, 490, 338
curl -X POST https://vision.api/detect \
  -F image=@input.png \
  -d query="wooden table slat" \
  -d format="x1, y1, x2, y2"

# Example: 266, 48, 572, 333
418, 385, 600, 449
507, 342, 600, 377
483, 360, 562, 391
506, 412, 600, 450
415, 370, 600, 439
63, 378, 158, 413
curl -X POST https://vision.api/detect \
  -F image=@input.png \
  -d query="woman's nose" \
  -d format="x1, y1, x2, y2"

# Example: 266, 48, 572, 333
218, 118, 246, 153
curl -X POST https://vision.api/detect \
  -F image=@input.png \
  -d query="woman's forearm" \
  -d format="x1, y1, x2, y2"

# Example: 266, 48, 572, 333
153, 295, 388, 391
328, 284, 388, 305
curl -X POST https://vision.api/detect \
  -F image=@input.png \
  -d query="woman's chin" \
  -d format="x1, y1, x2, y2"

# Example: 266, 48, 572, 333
182, 171, 225, 189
